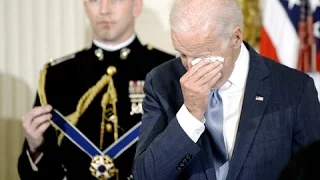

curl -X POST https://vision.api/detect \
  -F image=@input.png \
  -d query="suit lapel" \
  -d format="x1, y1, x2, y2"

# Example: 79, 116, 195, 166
227, 44, 272, 180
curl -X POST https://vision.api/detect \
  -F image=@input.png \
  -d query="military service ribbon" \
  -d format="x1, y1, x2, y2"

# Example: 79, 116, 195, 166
129, 80, 145, 115
51, 110, 141, 180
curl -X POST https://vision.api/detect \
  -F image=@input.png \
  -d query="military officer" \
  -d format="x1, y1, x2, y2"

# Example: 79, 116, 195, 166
17, 0, 174, 179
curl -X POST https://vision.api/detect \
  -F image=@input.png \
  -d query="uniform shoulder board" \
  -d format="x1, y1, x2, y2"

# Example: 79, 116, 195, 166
49, 53, 76, 67
145, 44, 153, 51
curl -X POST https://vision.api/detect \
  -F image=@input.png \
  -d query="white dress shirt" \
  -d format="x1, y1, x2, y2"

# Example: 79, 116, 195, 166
177, 43, 249, 158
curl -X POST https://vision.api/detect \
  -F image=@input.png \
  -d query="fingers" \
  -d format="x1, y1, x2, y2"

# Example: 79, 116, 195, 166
182, 60, 223, 86
35, 121, 51, 137
29, 105, 52, 119
204, 71, 222, 90
182, 60, 213, 81
22, 105, 53, 137
197, 63, 223, 86
191, 62, 221, 83
22, 105, 52, 126
29, 113, 52, 132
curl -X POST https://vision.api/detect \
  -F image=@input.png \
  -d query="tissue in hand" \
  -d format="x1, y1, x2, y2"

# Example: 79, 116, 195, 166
191, 56, 224, 66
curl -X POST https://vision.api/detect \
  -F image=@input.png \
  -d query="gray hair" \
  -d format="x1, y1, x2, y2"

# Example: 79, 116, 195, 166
170, 0, 243, 42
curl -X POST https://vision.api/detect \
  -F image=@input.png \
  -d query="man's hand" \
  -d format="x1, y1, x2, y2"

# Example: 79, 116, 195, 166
180, 60, 223, 120
22, 105, 52, 154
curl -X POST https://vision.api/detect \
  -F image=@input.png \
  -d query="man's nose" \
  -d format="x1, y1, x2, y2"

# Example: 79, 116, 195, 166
100, 0, 113, 15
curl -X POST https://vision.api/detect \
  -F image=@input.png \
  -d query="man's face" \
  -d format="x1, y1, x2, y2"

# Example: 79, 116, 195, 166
84, 0, 141, 44
172, 28, 239, 88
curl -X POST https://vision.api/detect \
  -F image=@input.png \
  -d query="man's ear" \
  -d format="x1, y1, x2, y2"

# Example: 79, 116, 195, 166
133, 0, 143, 17
84, 0, 89, 17
231, 27, 243, 49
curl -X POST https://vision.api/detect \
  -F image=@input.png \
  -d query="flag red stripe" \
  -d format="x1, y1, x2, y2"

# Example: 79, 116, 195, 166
259, 27, 280, 63
317, 53, 320, 71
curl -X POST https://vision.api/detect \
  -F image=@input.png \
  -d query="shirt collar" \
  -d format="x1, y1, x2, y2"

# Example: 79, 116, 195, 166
93, 34, 136, 52
228, 42, 249, 89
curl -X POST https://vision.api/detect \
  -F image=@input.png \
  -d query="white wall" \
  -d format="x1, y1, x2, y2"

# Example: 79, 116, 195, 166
136, 0, 175, 54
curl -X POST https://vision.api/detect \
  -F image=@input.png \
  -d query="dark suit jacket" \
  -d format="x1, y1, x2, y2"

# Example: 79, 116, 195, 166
133, 43, 320, 180
279, 140, 320, 180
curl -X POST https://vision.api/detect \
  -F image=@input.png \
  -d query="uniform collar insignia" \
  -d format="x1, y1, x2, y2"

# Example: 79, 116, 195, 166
95, 48, 104, 61
120, 48, 131, 60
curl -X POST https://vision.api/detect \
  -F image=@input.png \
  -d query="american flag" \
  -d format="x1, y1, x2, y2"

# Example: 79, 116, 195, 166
260, 0, 320, 100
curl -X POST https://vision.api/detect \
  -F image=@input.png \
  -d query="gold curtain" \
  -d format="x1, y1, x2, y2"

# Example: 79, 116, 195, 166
238, 0, 261, 47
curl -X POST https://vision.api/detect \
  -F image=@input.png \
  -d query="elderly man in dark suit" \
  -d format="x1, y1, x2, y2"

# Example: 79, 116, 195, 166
133, 0, 320, 180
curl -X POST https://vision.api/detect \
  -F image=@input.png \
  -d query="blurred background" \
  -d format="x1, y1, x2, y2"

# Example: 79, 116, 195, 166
0, 0, 319, 179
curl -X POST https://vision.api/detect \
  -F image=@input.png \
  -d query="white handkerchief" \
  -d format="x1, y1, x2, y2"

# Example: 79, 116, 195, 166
191, 56, 224, 66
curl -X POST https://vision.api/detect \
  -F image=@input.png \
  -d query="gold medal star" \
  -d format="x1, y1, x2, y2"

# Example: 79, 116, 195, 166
90, 156, 114, 179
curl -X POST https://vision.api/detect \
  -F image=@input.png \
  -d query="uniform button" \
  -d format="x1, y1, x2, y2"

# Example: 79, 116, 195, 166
185, 154, 192, 160
180, 162, 185, 167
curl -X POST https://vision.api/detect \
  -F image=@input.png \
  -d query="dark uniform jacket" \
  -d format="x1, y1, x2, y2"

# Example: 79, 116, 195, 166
18, 37, 174, 180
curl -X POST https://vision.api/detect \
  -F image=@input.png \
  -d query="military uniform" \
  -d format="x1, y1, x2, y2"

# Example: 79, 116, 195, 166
18, 37, 174, 180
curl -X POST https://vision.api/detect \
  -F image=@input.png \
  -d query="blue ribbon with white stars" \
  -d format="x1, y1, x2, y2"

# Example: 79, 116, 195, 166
51, 109, 141, 158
